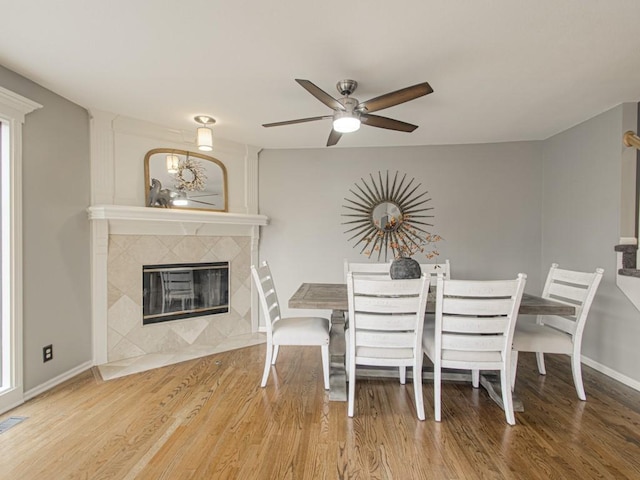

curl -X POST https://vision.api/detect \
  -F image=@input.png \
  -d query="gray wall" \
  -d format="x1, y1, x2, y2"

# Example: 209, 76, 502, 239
0, 65, 91, 390
258, 142, 543, 319
542, 104, 640, 382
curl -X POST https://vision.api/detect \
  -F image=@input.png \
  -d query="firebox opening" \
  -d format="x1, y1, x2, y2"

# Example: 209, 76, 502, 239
142, 261, 229, 325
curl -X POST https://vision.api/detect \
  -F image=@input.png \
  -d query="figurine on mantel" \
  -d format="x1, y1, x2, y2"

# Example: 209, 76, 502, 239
148, 178, 172, 208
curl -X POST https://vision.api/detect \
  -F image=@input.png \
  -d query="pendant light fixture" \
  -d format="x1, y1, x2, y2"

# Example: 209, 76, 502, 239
194, 115, 215, 151
166, 153, 180, 174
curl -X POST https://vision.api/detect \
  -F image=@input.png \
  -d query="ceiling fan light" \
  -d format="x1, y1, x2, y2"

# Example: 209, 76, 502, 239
172, 190, 188, 206
333, 112, 361, 133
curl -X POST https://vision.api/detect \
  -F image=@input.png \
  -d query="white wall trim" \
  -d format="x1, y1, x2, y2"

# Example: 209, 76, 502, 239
582, 355, 640, 392
23, 361, 94, 401
0, 86, 41, 414
0, 86, 42, 121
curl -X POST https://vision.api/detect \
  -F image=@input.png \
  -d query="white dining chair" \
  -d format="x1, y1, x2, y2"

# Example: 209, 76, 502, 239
344, 259, 414, 383
511, 263, 604, 400
251, 261, 330, 389
346, 272, 430, 420
423, 273, 527, 425
420, 259, 451, 280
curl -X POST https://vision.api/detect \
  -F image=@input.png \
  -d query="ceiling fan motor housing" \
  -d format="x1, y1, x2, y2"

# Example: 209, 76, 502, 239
340, 96, 359, 113
336, 79, 358, 96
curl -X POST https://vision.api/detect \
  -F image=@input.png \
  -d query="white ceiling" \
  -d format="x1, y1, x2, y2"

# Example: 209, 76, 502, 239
1, 0, 640, 149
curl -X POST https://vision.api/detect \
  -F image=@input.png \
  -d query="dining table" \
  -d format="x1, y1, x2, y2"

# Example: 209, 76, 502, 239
289, 282, 576, 411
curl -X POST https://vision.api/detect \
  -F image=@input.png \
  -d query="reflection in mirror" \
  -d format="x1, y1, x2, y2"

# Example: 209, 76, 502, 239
342, 171, 437, 261
144, 148, 228, 212
372, 202, 403, 231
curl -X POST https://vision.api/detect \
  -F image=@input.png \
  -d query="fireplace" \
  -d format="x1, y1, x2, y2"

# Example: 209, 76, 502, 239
88, 205, 269, 364
142, 261, 229, 325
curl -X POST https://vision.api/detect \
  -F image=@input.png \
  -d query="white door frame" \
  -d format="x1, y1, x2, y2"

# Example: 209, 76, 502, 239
0, 85, 41, 414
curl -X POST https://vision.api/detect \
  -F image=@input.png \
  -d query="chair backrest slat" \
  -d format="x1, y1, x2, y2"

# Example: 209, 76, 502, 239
541, 315, 577, 335
356, 331, 416, 349
354, 294, 425, 313
442, 297, 515, 317
353, 312, 419, 331
441, 315, 509, 334
549, 267, 596, 286
547, 282, 587, 306
443, 278, 521, 297
442, 333, 507, 352
344, 260, 391, 280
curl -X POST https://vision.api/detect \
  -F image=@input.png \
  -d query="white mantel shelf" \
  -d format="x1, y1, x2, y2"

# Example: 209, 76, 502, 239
87, 205, 269, 236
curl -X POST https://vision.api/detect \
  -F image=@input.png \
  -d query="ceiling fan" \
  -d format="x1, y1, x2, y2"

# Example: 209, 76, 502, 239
262, 79, 433, 146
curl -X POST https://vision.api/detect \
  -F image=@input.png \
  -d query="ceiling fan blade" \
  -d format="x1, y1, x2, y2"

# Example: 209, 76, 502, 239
262, 115, 331, 127
361, 114, 418, 132
296, 79, 346, 111
327, 129, 342, 146
357, 82, 433, 113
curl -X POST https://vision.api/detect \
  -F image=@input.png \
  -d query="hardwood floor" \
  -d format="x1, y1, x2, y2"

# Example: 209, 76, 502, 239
2, 345, 640, 479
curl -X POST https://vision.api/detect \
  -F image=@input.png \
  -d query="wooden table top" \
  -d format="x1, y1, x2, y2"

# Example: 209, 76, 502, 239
288, 282, 576, 316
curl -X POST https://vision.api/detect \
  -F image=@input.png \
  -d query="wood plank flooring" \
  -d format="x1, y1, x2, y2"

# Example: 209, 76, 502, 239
2, 345, 640, 479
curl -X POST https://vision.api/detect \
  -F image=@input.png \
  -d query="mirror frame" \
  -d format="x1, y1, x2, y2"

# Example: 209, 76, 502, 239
342, 170, 435, 261
144, 148, 228, 212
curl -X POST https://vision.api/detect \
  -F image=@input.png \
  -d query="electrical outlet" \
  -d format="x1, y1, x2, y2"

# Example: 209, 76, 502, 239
43, 344, 53, 362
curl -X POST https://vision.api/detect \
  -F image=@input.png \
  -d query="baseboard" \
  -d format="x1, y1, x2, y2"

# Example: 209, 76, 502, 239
23, 361, 94, 401
582, 355, 640, 392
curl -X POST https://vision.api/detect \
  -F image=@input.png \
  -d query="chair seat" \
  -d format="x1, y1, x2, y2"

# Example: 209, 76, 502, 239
272, 317, 330, 345
512, 322, 573, 354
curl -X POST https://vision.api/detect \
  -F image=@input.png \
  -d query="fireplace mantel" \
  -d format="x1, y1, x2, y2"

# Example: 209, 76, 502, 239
87, 205, 268, 236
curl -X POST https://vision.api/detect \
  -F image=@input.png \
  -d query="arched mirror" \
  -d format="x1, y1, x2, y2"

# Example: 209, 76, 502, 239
342, 171, 438, 261
144, 148, 228, 212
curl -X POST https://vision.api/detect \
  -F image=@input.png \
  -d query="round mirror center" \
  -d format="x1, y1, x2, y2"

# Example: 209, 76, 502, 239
372, 202, 403, 231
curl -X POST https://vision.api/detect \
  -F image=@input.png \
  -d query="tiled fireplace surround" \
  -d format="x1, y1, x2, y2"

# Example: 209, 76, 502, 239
88, 205, 269, 373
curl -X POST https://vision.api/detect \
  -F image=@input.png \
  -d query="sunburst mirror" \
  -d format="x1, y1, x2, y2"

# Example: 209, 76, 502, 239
342, 171, 438, 261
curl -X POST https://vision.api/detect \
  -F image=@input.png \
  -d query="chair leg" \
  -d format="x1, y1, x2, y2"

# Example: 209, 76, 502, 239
348, 360, 356, 417
434, 362, 442, 422
261, 342, 274, 387
510, 351, 519, 392
321, 345, 330, 390
272, 345, 280, 365
413, 363, 425, 421
571, 354, 587, 401
536, 352, 546, 374
472, 369, 480, 388
399, 366, 406, 385
501, 367, 516, 425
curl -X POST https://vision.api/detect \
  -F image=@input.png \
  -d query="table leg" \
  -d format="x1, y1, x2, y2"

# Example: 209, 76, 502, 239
329, 309, 347, 401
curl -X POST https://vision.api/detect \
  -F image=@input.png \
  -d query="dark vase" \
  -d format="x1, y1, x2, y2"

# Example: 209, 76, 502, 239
390, 257, 421, 279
